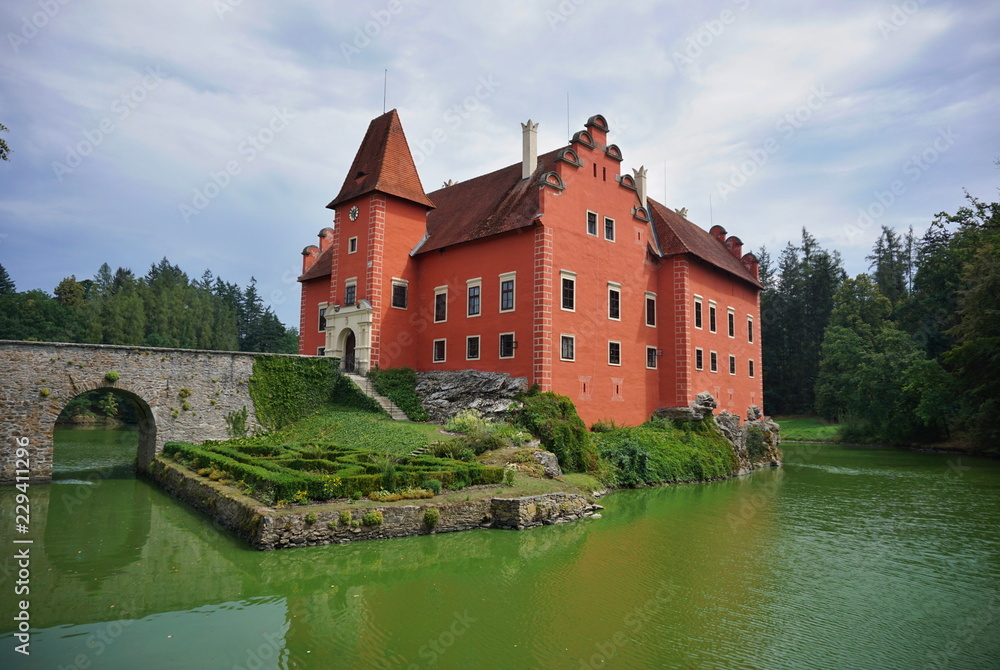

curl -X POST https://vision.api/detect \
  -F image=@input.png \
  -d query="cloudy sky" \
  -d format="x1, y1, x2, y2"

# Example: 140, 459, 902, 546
1, 0, 997, 327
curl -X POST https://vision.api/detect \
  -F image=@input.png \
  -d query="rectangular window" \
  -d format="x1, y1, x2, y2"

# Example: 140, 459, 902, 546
434, 287, 448, 323
499, 273, 516, 312
729, 354, 736, 375
499, 332, 515, 359
586, 211, 598, 236
748, 316, 754, 343
318, 305, 327, 332
646, 347, 658, 369
695, 348, 704, 371
709, 302, 717, 333
466, 335, 480, 361
561, 272, 576, 311
467, 284, 481, 317
608, 284, 621, 320
645, 293, 656, 327
710, 351, 718, 373
604, 216, 615, 241
344, 282, 357, 306
728, 308, 735, 338
433, 339, 446, 363
694, 296, 703, 329
391, 281, 408, 309
317, 347, 325, 357
748, 359, 755, 378
348, 236, 358, 254
560, 335, 575, 361
608, 341, 621, 366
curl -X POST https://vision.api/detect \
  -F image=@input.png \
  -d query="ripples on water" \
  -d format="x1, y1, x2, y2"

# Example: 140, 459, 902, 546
1, 434, 998, 670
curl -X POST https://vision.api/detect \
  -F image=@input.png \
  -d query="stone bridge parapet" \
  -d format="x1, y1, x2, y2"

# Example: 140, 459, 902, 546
0, 340, 293, 484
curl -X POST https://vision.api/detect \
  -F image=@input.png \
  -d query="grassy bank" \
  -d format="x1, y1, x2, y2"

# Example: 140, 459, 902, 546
775, 415, 841, 442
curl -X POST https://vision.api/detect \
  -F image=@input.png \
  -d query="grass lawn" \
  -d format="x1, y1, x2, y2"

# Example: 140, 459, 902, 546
775, 415, 841, 442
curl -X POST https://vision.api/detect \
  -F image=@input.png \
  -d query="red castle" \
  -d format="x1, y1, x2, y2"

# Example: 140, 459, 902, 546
298, 110, 762, 426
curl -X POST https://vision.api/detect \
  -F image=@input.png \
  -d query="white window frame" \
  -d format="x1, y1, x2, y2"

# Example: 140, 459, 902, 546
499, 272, 516, 313
710, 350, 719, 373
695, 347, 704, 371
499, 332, 516, 359
560, 334, 575, 362
344, 277, 358, 306
604, 216, 616, 242
560, 270, 576, 312
586, 210, 598, 236
645, 292, 656, 327
694, 295, 704, 330
729, 354, 737, 375
390, 278, 408, 310
748, 315, 754, 343
466, 277, 482, 318
727, 308, 736, 339
607, 282, 622, 321
608, 340, 622, 366
347, 236, 358, 254
434, 286, 448, 323
318, 302, 328, 332
749, 359, 755, 378
432, 338, 446, 363
646, 346, 658, 370
466, 335, 480, 361
709, 301, 718, 334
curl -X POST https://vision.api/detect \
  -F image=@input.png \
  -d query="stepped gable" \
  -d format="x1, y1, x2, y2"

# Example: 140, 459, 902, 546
416, 148, 560, 253
326, 109, 435, 210
647, 198, 761, 287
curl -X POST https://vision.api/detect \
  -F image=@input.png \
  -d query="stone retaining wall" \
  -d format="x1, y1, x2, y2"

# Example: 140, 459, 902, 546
147, 459, 601, 550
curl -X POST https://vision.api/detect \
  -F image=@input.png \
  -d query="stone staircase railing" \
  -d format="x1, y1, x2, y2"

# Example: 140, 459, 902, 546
343, 373, 409, 421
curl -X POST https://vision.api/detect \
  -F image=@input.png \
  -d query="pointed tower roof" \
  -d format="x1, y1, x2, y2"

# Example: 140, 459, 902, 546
326, 109, 435, 210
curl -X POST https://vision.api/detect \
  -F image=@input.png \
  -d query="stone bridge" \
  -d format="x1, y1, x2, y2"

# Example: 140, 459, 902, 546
0, 340, 290, 484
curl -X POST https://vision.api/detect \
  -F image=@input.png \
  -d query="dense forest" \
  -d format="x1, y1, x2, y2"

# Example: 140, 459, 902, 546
0, 258, 297, 354
761, 190, 999, 451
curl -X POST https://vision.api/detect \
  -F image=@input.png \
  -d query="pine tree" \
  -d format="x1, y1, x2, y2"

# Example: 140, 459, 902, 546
0, 263, 14, 295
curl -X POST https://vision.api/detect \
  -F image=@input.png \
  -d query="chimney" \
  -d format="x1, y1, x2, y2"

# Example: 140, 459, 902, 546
709, 225, 727, 244
301, 245, 320, 272
632, 166, 648, 209
724, 235, 743, 259
741, 253, 760, 280
521, 120, 538, 179
317, 227, 334, 252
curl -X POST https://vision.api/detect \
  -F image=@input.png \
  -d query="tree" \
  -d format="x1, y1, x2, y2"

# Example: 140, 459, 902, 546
0, 123, 10, 161
867, 225, 909, 306
0, 263, 14, 295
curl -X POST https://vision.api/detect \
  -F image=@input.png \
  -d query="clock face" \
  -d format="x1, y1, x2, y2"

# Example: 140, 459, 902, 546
348, 206, 359, 221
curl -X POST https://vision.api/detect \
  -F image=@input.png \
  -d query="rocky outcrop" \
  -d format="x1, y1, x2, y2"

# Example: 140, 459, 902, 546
533, 450, 563, 479
415, 370, 528, 423
656, 394, 782, 475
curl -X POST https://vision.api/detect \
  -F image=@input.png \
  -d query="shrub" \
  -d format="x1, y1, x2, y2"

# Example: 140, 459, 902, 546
368, 367, 430, 421
339, 510, 352, 526
362, 510, 384, 526
593, 424, 738, 487
305, 512, 318, 525
351, 491, 363, 501
369, 489, 403, 502
178, 388, 191, 398
104, 371, 120, 383
424, 507, 440, 529
350, 520, 360, 528
429, 441, 475, 461
423, 479, 443, 495
39, 388, 50, 397
445, 409, 492, 434
746, 426, 768, 460
504, 469, 516, 487
510, 392, 595, 472
590, 419, 620, 433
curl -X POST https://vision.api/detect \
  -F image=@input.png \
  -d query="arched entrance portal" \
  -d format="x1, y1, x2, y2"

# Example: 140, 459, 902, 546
344, 330, 357, 373
53, 388, 158, 474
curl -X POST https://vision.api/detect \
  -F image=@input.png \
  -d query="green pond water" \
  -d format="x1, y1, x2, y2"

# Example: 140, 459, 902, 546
2, 428, 999, 669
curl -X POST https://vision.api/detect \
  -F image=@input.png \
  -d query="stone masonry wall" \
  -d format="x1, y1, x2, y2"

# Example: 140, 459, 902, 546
0, 340, 271, 484
147, 459, 601, 550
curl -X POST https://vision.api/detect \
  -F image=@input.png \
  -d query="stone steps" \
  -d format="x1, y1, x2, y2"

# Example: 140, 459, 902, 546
343, 373, 410, 421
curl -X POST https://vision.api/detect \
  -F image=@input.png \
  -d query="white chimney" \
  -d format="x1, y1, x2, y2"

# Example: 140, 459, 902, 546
633, 166, 648, 208
521, 120, 539, 179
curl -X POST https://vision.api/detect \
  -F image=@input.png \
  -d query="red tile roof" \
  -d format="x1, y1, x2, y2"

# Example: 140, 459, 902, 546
299, 246, 333, 281
327, 109, 435, 210
647, 199, 761, 287
415, 149, 558, 253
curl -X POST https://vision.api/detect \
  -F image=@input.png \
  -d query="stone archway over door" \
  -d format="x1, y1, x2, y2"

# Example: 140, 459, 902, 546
324, 301, 373, 373
343, 331, 357, 372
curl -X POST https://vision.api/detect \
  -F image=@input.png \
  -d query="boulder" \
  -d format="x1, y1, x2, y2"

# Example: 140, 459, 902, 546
415, 370, 528, 423
532, 450, 563, 479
